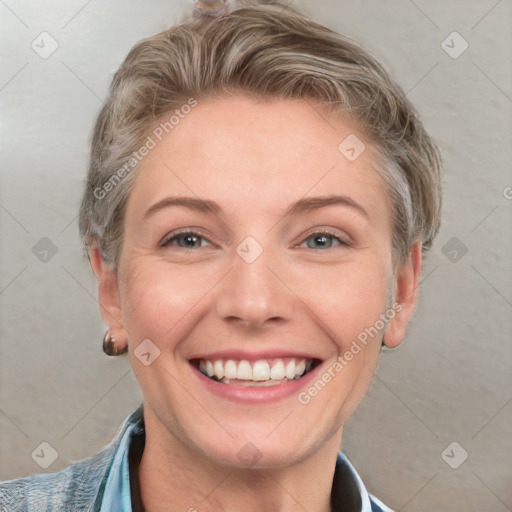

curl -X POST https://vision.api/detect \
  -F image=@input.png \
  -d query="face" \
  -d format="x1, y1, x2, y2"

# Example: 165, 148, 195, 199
95, 95, 421, 469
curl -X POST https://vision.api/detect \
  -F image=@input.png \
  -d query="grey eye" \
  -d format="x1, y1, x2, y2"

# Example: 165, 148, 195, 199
304, 233, 343, 249
162, 232, 208, 249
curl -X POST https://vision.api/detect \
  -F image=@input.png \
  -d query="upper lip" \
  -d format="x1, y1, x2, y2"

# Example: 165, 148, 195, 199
188, 349, 322, 362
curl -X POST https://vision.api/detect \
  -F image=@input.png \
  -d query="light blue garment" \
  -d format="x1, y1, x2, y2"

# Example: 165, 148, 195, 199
97, 415, 133, 512
0, 404, 394, 512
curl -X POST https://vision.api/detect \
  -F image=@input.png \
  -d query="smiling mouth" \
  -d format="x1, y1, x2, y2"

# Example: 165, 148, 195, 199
191, 357, 321, 387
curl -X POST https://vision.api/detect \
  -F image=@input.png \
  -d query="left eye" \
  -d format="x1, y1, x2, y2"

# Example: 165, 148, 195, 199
161, 231, 210, 249
300, 232, 347, 250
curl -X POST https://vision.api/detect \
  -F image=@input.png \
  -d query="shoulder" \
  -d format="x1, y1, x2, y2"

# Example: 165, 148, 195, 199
0, 441, 116, 512
0, 405, 143, 512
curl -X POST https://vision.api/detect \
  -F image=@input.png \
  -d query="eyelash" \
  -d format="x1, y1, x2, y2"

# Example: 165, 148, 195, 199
160, 229, 350, 250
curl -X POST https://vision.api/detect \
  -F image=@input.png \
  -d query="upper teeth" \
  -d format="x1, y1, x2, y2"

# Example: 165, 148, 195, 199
198, 358, 311, 382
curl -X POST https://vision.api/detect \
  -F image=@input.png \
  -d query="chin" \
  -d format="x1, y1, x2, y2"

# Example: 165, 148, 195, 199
186, 417, 328, 470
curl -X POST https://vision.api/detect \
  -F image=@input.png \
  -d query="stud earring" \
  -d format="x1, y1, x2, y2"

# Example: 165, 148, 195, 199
381, 339, 399, 351
102, 328, 128, 356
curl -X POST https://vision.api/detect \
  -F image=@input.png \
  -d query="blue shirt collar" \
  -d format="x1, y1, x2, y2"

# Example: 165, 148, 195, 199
98, 414, 134, 511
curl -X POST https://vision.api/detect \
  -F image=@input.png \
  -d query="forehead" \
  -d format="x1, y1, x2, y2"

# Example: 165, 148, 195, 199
126, 95, 390, 223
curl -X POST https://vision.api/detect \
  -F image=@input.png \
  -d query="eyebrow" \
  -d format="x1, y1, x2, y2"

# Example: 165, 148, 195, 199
283, 195, 369, 219
143, 196, 222, 221
142, 194, 369, 221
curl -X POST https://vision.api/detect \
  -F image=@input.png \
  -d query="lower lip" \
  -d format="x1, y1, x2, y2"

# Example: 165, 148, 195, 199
189, 362, 324, 404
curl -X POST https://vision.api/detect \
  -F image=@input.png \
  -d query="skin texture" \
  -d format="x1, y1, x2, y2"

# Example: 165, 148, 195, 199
90, 95, 422, 511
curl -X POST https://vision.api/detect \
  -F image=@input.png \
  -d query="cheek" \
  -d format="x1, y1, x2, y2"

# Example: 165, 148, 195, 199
118, 258, 217, 342
287, 256, 392, 348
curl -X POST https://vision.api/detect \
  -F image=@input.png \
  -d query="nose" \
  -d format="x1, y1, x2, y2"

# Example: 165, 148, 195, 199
215, 247, 295, 330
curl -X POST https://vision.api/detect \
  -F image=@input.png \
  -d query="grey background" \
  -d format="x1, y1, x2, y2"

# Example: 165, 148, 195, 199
1, 0, 511, 510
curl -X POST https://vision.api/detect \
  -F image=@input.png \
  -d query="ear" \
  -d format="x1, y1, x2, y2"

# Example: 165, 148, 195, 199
89, 244, 125, 345
383, 242, 423, 348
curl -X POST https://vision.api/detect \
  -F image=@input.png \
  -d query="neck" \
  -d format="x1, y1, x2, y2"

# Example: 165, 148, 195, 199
138, 406, 342, 512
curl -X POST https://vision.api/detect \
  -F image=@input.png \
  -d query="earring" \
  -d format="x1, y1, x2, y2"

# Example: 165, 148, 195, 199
102, 328, 128, 356
380, 339, 399, 351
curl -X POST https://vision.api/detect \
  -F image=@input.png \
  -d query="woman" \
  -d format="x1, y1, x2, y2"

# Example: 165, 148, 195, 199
1, 1, 441, 510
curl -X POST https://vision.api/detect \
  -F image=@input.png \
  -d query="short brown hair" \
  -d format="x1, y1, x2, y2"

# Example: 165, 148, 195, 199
79, 1, 442, 268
